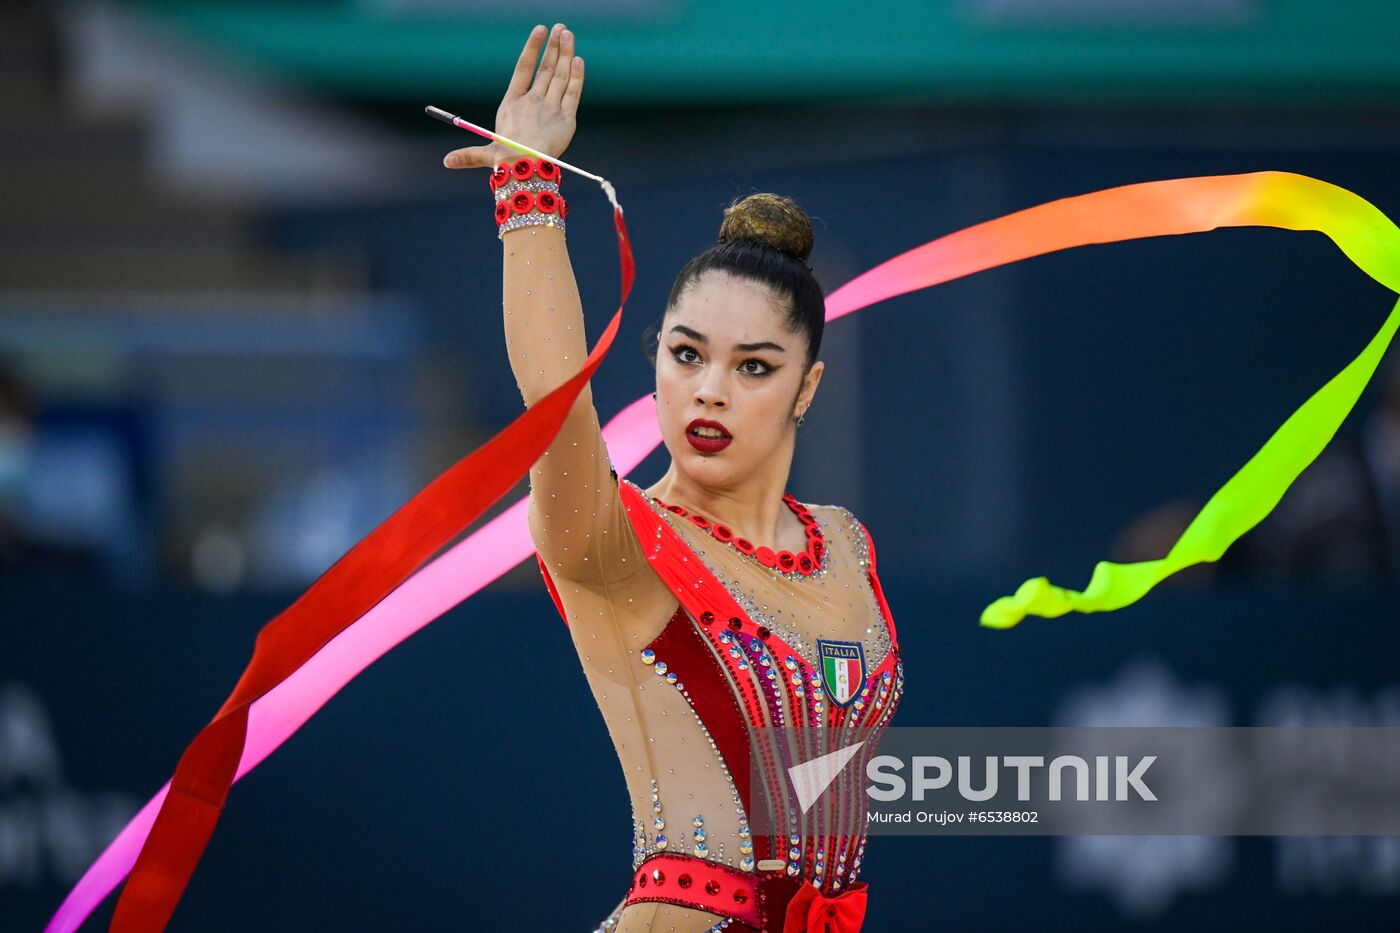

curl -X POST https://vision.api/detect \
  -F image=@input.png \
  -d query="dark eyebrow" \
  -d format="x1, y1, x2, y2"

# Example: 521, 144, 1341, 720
668, 324, 785, 354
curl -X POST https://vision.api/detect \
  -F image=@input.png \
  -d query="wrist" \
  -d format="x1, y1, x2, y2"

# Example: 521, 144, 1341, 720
491, 156, 567, 239
492, 149, 541, 166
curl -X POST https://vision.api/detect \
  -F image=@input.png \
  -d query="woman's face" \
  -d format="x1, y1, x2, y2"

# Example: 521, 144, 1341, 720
655, 270, 823, 489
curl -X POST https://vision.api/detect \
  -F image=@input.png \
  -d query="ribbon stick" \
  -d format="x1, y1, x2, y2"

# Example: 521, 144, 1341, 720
425, 105, 622, 211
49, 171, 1400, 931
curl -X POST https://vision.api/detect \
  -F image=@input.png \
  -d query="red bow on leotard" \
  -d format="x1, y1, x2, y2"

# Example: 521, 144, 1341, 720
782, 880, 869, 933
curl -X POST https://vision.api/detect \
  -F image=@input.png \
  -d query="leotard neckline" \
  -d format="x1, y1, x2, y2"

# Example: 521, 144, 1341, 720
643, 488, 826, 577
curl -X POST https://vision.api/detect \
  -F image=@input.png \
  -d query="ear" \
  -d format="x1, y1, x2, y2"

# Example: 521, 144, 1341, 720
798, 360, 824, 409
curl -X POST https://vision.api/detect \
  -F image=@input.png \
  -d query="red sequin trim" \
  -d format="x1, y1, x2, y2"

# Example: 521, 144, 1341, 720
623, 852, 764, 928
649, 491, 825, 574
497, 157, 564, 186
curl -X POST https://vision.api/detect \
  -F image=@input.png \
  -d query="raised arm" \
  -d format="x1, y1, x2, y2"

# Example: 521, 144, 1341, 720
444, 24, 635, 585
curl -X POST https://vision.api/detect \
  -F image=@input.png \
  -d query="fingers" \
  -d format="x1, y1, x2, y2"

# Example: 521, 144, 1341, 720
544, 29, 575, 106
530, 24, 564, 98
505, 24, 547, 100
442, 144, 494, 170
560, 54, 584, 116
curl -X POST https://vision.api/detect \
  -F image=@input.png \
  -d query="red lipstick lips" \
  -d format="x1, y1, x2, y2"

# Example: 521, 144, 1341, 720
685, 418, 732, 453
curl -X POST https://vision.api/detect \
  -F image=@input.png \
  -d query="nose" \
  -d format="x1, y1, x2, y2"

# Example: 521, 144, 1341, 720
695, 392, 726, 409
694, 368, 728, 409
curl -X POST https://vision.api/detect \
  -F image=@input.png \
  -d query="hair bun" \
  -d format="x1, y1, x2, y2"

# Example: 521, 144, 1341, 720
718, 193, 815, 265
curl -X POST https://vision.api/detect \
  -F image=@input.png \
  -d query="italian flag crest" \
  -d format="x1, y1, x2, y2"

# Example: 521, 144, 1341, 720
817, 639, 866, 708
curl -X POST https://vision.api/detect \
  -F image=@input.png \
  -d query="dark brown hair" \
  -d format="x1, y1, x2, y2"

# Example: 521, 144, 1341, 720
643, 193, 825, 369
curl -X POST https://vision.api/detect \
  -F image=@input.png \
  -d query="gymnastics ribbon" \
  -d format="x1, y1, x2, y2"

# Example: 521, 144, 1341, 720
49, 171, 1399, 931
90, 197, 636, 931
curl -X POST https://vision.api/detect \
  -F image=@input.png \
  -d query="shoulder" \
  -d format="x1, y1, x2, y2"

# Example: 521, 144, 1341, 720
798, 499, 878, 561
800, 498, 867, 535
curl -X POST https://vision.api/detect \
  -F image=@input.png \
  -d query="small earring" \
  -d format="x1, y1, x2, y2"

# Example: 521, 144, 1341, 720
794, 412, 805, 427
651, 391, 657, 400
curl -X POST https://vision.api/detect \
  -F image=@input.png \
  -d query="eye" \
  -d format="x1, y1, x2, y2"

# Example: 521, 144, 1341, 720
670, 344, 701, 365
740, 358, 773, 376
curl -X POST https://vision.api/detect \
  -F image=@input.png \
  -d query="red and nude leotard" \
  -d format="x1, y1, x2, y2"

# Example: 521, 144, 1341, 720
536, 472, 903, 933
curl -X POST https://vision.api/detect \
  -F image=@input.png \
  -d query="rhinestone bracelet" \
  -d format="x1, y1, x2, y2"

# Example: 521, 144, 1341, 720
491, 156, 566, 239
495, 187, 568, 238
494, 177, 561, 203
498, 210, 566, 238
489, 156, 562, 190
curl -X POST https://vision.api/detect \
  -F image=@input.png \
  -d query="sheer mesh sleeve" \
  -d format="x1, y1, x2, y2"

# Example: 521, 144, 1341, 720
525, 400, 646, 585
501, 224, 645, 585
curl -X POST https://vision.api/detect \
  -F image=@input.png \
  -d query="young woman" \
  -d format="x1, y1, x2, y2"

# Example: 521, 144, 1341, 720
445, 23, 903, 933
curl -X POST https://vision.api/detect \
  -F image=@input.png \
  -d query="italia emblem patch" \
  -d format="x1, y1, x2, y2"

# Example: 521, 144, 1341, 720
817, 639, 866, 708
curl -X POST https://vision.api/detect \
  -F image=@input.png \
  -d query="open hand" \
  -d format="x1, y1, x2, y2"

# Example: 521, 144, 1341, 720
443, 23, 584, 170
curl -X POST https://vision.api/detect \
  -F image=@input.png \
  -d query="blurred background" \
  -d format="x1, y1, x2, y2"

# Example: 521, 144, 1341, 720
3, 0, 1400, 929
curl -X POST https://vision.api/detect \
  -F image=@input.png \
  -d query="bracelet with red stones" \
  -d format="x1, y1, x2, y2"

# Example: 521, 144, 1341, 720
489, 156, 562, 190
491, 156, 567, 236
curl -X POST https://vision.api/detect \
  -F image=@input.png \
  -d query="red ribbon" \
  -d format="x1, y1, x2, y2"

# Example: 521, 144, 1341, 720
105, 208, 635, 931
782, 880, 870, 933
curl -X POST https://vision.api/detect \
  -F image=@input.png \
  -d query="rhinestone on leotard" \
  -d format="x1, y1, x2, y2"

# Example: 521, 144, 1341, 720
589, 481, 904, 908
